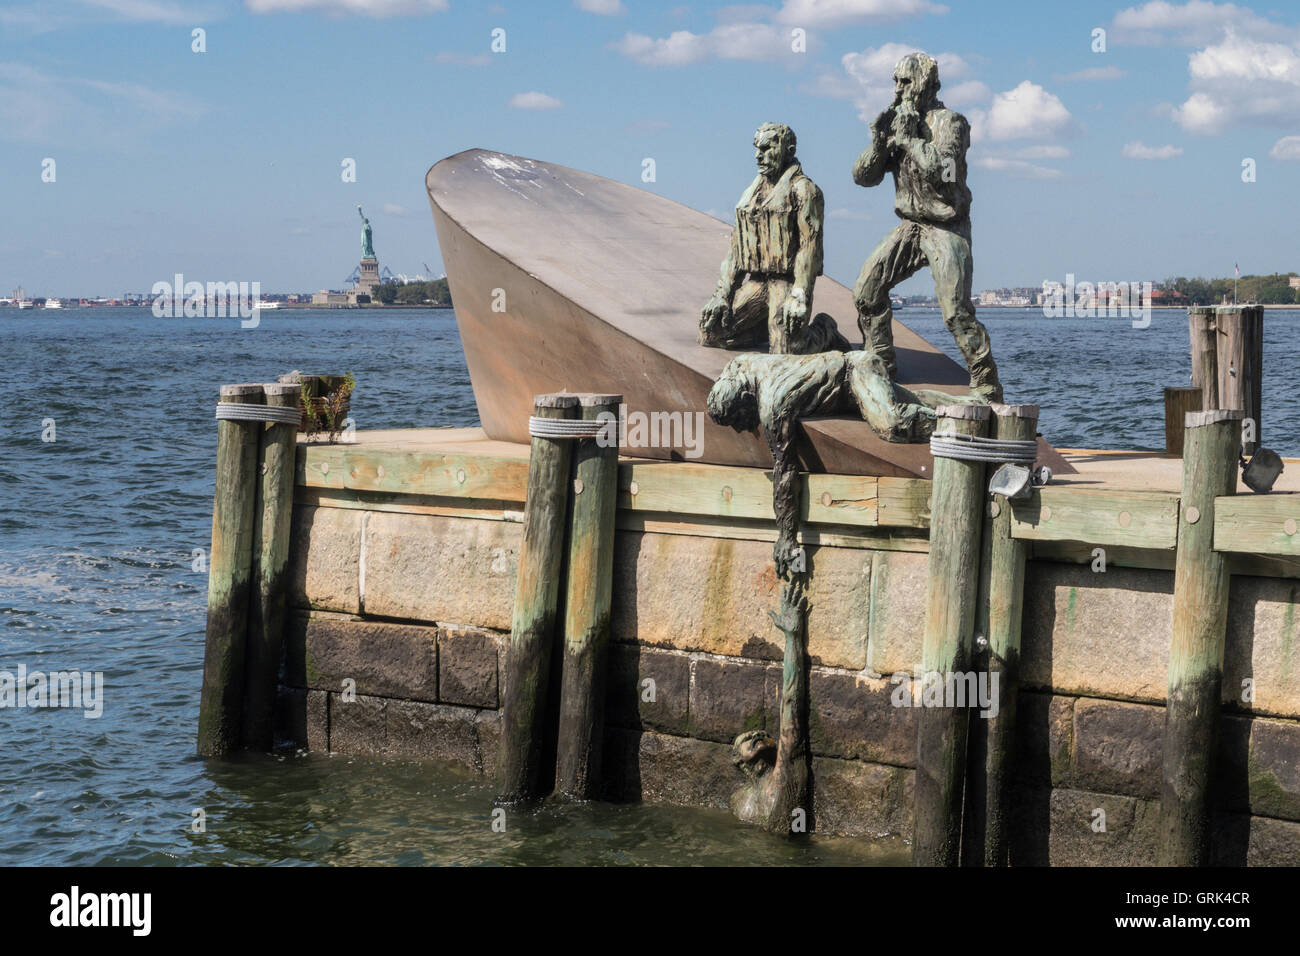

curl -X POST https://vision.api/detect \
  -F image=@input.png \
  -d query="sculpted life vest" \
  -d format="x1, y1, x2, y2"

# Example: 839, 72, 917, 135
733, 163, 822, 276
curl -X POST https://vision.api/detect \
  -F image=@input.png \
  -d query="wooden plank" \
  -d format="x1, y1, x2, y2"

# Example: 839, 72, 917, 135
879, 476, 932, 529
615, 511, 928, 552
297, 444, 529, 502
618, 460, 879, 527
1214, 493, 1300, 557
298, 486, 523, 521
1009, 488, 1180, 549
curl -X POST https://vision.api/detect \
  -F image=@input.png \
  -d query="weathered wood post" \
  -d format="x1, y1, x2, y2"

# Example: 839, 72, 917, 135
1187, 307, 1219, 411
240, 381, 302, 751
965, 403, 1038, 867
915, 404, 990, 867
1157, 408, 1241, 866
555, 394, 622, 800
1163, 387, 1201, 456
197, 384, 266, 757
497, 393, 580, 804
1214, 305, 1264, 456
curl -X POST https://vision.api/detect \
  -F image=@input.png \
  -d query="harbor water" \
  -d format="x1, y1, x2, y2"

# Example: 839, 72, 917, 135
1, 306, 1295, 866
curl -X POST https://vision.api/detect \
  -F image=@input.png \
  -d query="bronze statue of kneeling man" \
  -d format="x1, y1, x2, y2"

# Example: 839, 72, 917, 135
700, 123, 850, 355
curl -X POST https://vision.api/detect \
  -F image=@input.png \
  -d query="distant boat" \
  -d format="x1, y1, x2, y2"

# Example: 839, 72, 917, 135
18, 299, 34, 310
44, 298, 63, 310
254, 300, 280, 310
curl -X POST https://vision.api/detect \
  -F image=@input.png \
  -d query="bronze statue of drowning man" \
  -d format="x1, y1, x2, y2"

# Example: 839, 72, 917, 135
700, 123, 849, 355
852, 52, 1003, 402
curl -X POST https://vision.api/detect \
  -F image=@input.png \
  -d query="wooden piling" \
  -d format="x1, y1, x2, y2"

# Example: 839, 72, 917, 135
240, 381, 302, 751
914, 404, 990, 867
1157, 408, 1241, 866
964, 403, 1039, 867
555, 394, 622, 800
1163, 387, 1201, 456
1214, 305, 1263, 456
497, 393, 580, 804
197, 384, 266, 757
1187, 307, 1219, 411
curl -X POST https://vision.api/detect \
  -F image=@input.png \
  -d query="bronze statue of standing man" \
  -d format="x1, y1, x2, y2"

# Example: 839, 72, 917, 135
701, 123, 849, 355
852, 53, 1003, 402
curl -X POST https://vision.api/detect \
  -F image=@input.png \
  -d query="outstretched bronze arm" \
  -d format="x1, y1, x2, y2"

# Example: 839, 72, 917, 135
764, 418, 802, 579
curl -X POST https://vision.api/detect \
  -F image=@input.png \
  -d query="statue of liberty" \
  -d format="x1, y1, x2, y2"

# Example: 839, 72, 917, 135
358, 204, 375, 259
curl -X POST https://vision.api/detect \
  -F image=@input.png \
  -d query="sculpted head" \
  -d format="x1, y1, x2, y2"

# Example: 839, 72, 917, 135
707, 363, 760, 433
732, 729, 776, 781
892, 52, 940, 110
753, 122, 796, 182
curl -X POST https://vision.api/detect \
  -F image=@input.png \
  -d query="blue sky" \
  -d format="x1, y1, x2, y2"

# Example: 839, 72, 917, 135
2, 0, 1298, 297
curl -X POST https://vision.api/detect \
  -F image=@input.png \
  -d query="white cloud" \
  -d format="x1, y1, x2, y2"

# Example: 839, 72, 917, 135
969, 81, 1074, 141
828, 207, 872, 220
1269, 135, 1300, 159
1122, 140, 1184, 159
0, 62, 202, 144
616, 23, 793, 66
942, 80, 991, 107
972, 156, 1063, 180
823, 43, 971, 120
1111, 1, 1288, 46
245, 0, 448, 15
1, 0, 220, 29
1170, 34, 1300, 133
382, 203, 412, 216
80, 0, 213, 22
1054, 66, 1127, 81
575, 0, 625, 13
508, 91, 563, 110
775, 0, 947, 26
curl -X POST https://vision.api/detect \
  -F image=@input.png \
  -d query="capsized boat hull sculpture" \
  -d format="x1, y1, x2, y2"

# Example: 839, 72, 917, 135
426, 148, 1070, 478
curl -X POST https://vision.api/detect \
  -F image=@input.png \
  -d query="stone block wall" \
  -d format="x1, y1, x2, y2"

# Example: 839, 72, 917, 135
276, 501, 1300, 863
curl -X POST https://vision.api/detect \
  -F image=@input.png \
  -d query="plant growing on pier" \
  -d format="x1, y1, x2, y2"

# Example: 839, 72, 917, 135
283, 371, 354, 443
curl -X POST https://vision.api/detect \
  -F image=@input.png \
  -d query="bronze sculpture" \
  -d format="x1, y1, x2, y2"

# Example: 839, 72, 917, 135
358, 204, 375, 259
700, 123, 850, 355
851, 53, 1003, 402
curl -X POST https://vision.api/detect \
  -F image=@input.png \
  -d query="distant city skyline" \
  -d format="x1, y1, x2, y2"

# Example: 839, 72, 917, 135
2, 1, 1298, 298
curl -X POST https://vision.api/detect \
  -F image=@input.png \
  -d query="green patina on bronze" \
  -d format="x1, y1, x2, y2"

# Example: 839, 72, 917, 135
851, 52, 1002, 402
729, 578, 811, 833
358, 205, 375, 259
707, 349, 983, 448
700, 123, 849, 355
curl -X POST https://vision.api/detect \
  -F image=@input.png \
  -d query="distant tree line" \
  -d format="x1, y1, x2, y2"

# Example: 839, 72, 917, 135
1157, 273, 1299, 305
370, 277, 452, 306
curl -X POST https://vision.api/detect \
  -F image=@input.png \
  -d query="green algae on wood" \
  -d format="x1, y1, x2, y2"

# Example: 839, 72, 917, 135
496, 394, 579, 804
241, 381, 302, 751
914, 404, 990, 866
1157, 409, 1242, 865
555, 395, 621, 800
197, 384, 265, 757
